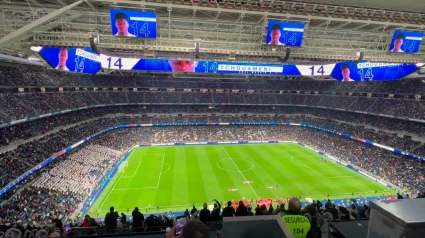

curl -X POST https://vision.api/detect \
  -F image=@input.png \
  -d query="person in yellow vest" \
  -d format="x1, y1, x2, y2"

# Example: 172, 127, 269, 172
282, 197, 311, 238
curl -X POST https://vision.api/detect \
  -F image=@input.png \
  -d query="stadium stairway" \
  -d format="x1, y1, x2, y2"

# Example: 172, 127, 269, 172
410, 142, 424, 152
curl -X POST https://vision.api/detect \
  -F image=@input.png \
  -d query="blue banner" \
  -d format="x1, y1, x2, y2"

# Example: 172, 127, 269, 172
266, 21, 305, 47
389, 30, 423, 54
33, 47, 101, 75
330, 61, 422, 81
110, 9, 157, 38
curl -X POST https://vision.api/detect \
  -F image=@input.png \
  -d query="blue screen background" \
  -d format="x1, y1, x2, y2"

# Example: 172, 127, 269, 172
266, 21, 305, 47
388, 30, 423, 54
38, 47, 101, 75
330, 61, 420, 81
110, 9, 157, 38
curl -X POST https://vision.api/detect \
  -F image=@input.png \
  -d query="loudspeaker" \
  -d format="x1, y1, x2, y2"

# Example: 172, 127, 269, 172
195, 41, 200, 59
278, 48, 290, 63
89, 36, 101, 55
355, 51, 364, 64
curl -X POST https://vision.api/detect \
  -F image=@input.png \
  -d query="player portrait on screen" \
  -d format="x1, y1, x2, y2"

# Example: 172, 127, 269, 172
168, 60, 198, 72
114, 13, 136, 37
267, 24, 285, 46
341, 64, 354, 82
390, 34, 404, 53
55, 47, 69, 71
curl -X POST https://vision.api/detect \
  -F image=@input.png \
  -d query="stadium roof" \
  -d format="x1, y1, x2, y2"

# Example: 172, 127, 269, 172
0, 0, 424, 63
305, 0, 425, 13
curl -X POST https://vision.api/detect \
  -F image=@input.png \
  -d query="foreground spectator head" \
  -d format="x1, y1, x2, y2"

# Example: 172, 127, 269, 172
338, 206, 351, 220
287, 197, 301, 215
49, 232, 61, 238
305, 205, 317, 216
180, 220, 209, 238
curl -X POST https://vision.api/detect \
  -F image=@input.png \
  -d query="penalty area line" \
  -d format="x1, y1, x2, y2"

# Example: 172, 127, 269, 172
98, 152, 136, 211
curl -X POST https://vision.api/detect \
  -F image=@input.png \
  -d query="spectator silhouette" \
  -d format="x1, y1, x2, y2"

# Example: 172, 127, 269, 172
184, 209, 190, 218
132, 207, 144, 232
255, 204, 261, 215
191, 206, 198, 216
199, 202, 211, 224
210, 199, 221, 221
120, 213, 127, 228
105, 206, 119, 233
247, 207, 254, 216
235, 201, 247, 216
222, 201, 235, 217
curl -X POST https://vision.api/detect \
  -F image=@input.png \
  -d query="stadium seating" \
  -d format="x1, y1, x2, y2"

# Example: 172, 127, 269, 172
2, 66, 425, 124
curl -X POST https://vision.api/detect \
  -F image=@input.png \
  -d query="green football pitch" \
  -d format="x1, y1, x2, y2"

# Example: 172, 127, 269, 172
88, 143, 391, 216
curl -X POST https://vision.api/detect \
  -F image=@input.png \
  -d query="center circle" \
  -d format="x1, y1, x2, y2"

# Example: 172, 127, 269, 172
216, 158, 254, 172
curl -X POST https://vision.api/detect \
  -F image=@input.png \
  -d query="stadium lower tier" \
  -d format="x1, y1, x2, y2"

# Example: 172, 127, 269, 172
1, 123, 424, 228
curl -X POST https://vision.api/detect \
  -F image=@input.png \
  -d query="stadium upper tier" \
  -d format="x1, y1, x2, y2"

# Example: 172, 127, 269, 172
1, 66, 425, 124
2, 86, 425, 123
1, 66, 425, 94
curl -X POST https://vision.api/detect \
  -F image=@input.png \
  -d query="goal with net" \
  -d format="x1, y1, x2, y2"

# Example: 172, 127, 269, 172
118, 161, 128, 173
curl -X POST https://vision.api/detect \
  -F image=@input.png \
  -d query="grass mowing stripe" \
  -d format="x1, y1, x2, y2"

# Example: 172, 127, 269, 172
195, 146, 227, 203
208, 146, 242, 200
221, 146, 260, 199
186, 146, 208, 204
230, 145, 279, 199
262, 144, 325, 196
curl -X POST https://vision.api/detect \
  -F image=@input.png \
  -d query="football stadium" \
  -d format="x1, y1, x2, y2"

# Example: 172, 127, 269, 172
0, 0, 425, 237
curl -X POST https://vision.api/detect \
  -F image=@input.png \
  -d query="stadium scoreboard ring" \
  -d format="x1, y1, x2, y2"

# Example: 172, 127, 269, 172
99, 55, 424, 81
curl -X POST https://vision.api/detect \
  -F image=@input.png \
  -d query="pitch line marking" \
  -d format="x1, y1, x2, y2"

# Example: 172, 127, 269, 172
161, 162, 171, 174
121, 161, 141, 178
102, 153, 167, 206
113, 187, 158, 190
216, 158, 254, 173
281, 150, 326, 176
282, 150, 355, 179
290, 157, 308, 167
98, 152, 136, 211
221, 146, 260, 199
282, 149, 335, 168
156, 154, 165, 187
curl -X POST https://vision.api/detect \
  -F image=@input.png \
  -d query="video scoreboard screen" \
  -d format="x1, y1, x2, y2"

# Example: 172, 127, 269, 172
265, 21, 305, 47
110, 9, 157, 38
31, 47, 424, 80
330, 61, 421, 81
100, 55, 423, 81
32, 47, 101, 75
389, 30, 423, 54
